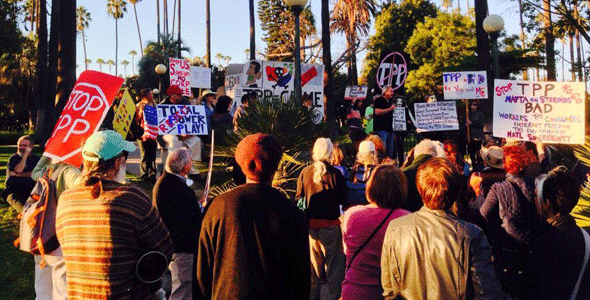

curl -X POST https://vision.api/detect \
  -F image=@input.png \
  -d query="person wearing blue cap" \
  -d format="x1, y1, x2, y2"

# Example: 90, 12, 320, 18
55, 130, 173, 299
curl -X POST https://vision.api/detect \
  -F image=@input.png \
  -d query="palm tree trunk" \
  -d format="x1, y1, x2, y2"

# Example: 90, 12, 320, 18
177, 0, 181, 58
163, 0, 168, 36
171, 0, 176, 36
82, 31, 88, 70
48, 0, 59, 117
115, 18, 119, 76
570, 34, 575, 81
157, 0, 161, 45
206, 0, 211, 67
131, 54, 135, 74
543, 0, 556, 80
133, 4, 144, 57
249, 0, 255, 60
55, 0, 76, 119
321, 0, 333, 122
35, 0, 51, 143
574, 2, 583, 81
518, 0, 528, 80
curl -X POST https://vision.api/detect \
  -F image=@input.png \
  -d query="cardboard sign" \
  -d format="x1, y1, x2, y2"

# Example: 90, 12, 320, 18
44, 71, 124, 166
392, 107, 407, 131
345, 86, 368, 100
169, 57, 193, 97
112, 89, 136, 138
376, 52, 407, 91
493, 79, 585, 144
189, 66, 211, 89
414, 101, 459, 132
156, 104, 208, 135
443, 71, 488, 100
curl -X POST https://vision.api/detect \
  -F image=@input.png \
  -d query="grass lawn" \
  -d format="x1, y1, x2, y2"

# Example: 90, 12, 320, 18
0, 145, 153, 300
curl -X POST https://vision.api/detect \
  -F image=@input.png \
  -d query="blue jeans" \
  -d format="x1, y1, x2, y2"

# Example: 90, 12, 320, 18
376, 130, 395, 159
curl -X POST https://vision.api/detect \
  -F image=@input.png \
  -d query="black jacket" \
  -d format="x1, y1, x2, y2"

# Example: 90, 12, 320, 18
153, 171, 202, 253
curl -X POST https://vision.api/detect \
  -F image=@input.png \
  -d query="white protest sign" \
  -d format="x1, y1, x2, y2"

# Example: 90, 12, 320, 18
189, 66, 211, 89
345, 86, 368, 100
414, 102, 459, 132
392, 107, 407, 131
493, 79, 585, 144
443, 71, 488, 100
169, 58, 192, 97
156, 104, 208, 135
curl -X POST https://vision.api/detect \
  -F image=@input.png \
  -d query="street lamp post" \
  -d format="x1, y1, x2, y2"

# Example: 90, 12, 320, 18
285, 0, 308, 104
155, 64, 167, 103
483, 14, 504, 79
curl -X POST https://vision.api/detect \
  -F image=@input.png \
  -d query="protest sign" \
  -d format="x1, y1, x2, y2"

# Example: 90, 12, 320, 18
44, 71, 124, 166
493, 79, 585, 144
112, 89, 136, 138
443, 71, 488, 100
414, 101, 459, 132
169, 57, 192, 97
189, 66, 211, 89
156, 104, 208, 135
392, 107, 407, 131
242, 60, 263, 88
345, 86, 368, 100
376, 52, 407, 91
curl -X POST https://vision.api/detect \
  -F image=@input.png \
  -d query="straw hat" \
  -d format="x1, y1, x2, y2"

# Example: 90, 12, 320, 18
480, 146, 504, 169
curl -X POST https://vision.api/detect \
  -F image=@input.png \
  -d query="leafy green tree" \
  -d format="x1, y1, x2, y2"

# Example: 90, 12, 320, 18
361, 0, 437, 94
404, 11, 475, 100
77, 6, 91, 71
258, 0, 316, 61
107, 0, 127, 76
330, 0, 378, 85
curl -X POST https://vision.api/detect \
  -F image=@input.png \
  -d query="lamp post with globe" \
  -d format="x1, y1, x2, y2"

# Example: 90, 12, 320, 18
285, 0, 308, 104
483, 14, 504, 79
155, 64, 167, 103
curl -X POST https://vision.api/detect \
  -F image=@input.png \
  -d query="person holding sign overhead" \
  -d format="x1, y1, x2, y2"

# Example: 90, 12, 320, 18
161, 85, 202, 180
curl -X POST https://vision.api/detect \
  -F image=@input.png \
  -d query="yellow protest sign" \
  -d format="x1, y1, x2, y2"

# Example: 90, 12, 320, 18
113, 89, 136, 138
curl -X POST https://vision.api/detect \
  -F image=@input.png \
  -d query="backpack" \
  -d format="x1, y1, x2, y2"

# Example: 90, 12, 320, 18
15, 168, 60, 266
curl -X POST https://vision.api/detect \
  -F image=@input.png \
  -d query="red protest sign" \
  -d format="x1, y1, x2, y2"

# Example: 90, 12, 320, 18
44, 71, 124, 166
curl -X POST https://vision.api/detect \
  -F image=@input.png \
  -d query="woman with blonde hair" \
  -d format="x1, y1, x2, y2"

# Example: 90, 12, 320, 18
296, 137, 347, 300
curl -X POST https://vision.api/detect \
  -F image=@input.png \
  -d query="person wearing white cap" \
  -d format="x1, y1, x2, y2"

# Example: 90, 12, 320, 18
469, 146, 506, 209
55, 130, 173, 299
345, 140, 379, 210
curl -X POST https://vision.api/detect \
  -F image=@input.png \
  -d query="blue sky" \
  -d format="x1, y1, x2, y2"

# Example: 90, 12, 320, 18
73, 0, 586, 83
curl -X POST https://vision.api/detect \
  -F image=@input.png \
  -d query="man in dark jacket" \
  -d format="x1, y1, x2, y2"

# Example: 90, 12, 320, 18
153, 148, 202, 300
2, 135, 40, 212
195, 134, 310, 300
382, 158, 507, 299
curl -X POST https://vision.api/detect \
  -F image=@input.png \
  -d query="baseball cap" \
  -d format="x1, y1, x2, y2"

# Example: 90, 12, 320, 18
82, 130, 136, 162
166, 85, 183, 96
358, 140, 376, 154
201, 90, 217, 97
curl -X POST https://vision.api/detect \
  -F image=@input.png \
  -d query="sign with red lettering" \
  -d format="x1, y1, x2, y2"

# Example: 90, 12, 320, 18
44, 71, 124, 166
169, 57, 193, 97
156, 104, 208, 135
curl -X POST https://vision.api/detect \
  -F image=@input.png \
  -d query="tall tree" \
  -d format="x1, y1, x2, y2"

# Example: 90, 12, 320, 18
321, 0, 333, 122
96, 58, 105, 72
249, 0, 256, 60
129, 49, 137, 74
330, 0, 377, 85
76, 6, 91, 70
106, 59, 115, 74
129, 0, 144, 57
55, 0, 77, 120
121, 60, 129, 76
107, 0, 127, 76
216, 53, 223, 66
206, 0, 211, 67
34, 0, 51, 142
543, 0, 556, 80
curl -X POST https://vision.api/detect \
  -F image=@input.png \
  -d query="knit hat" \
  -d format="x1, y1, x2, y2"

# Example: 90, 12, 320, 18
480, 146, 504, 169
358, 140, 376, 154
166, 85, 183, 96
235, 134, 282, 182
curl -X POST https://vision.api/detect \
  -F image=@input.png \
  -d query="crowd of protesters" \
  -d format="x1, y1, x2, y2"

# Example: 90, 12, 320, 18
1, 84, 590, 300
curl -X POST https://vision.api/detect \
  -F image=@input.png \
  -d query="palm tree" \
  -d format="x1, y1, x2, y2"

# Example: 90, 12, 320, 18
96, 58, 105, 72
107, 0, 127, 76
129, 50, 137, 74
216, 53, 223, 66
249, 0, 255, 60
245, 49, 250, 61
106, 59, 115, 74
76, 6, 91, 70
85, 58, 92, 69
121, 60, 129, 76
206, 0, 211, 67
128, 0, 144, 57
330, 0, 378, 85
224, 56, 231, 67
321, 0, 333, 122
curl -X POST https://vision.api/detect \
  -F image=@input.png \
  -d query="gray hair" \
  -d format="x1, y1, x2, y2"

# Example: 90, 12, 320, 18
381, 85, 392, 96
165, 148, 192, 174
413, 139, 439, 157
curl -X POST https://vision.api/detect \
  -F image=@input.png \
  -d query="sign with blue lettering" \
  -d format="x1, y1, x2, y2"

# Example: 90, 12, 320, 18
493, 79, 585, 144
443, 71, 488, 100
156, 104, 208, 135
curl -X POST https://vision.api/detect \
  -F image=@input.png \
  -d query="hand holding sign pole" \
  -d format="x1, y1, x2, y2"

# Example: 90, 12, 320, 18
44, 71, 125, 166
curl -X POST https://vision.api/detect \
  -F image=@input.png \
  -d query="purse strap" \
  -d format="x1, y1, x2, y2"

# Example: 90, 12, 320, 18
570, 228, 590, 300
346, 208, 395, 271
